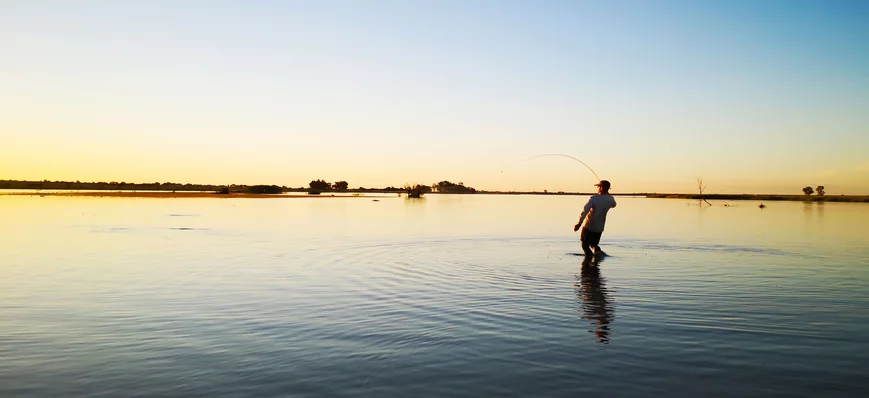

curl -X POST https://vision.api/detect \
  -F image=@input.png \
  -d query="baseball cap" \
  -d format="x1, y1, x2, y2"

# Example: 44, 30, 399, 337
595, 180, 611, 190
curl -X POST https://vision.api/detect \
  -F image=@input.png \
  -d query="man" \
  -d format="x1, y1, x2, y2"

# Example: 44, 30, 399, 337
573, 180, 617, 258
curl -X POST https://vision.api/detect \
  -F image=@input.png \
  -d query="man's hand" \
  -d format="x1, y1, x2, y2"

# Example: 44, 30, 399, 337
573, 223, 581, 232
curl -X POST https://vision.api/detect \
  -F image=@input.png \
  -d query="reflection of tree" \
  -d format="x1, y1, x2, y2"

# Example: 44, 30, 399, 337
575, 263, 614, 344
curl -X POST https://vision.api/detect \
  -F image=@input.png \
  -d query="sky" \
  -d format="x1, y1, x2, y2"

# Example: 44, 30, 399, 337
2, 0, 868, 194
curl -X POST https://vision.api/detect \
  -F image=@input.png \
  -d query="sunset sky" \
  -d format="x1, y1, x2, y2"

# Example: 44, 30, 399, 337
2, 1, 868, 194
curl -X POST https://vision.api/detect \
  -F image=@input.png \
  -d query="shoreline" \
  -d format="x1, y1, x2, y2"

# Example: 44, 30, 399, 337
1, 190, 867, 202
643, 193, 869, 203
0, 191, 386, 199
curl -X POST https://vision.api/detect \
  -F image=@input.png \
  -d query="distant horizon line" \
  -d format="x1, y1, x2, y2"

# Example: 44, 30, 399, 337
1, 178, 866, 197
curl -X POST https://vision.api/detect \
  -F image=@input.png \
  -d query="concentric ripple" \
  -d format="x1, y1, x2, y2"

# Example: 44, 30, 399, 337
2, 196, 868, 398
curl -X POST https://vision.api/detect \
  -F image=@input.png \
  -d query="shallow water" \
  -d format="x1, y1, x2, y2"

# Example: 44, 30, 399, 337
2, 195, 868, 397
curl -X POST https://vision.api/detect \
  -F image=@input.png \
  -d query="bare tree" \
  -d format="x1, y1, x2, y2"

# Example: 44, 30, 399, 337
697, 177, 711, 206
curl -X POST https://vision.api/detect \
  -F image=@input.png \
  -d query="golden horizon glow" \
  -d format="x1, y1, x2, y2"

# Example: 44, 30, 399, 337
2, 2, 868, 194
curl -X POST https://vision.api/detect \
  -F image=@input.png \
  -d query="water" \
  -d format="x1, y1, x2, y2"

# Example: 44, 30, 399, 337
1, 194, 868, 397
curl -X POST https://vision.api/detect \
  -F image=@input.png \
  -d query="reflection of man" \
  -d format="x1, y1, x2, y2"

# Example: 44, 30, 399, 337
577, 262, 613, 344
574, 180, 617, 258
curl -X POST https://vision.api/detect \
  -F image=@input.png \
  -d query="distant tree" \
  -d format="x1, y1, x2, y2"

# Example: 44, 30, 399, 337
816, 185, 825, 196
404, 184, 429, 198
247, 185, 282, 194
696, 177, 712, 206
332, 181, 349, 191
802, 186, 814, 196
309, 179, 331, 192
433, 180, 476, 194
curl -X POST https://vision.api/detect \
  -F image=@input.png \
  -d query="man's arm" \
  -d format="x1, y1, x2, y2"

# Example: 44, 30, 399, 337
574, 196, 594, 231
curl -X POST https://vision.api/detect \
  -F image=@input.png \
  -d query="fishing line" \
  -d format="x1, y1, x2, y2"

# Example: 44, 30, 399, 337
503, 153, 601, 182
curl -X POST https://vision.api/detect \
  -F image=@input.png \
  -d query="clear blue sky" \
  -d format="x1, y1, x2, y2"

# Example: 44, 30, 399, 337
2, 0, 867, 193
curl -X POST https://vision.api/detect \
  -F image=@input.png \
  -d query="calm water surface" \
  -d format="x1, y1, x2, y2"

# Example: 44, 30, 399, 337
2, 195, 868, 397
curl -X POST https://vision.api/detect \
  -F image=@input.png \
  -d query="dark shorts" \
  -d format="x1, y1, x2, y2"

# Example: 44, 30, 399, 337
581, 228, 602, 247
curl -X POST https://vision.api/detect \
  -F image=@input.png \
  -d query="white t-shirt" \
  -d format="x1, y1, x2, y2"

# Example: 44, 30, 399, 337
579, 194, 617, 233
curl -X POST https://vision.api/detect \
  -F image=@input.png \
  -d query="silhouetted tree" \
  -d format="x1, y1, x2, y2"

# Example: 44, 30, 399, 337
433, 180, 476, 193
816, 186, 825, 196
332, 181, 348, 191
309, 179, 331, 192
404, 184, 429, 198
696, 177, 711, 206
248, 185, 282, 194
802, 186, 814, 196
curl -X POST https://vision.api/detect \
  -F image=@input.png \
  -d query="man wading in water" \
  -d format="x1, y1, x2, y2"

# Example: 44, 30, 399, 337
574, 180, 617, 261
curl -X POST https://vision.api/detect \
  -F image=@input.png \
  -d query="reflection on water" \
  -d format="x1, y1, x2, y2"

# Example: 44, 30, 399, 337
576, 261, 614, 344
2, 195, 868, 397
802, 201, 827, 229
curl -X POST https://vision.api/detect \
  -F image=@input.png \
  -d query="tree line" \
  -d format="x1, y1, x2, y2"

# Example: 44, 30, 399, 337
802, 185, 825, 196
307, 179, 476, 195
0, 180, 225, 192
0, 179, 479, 195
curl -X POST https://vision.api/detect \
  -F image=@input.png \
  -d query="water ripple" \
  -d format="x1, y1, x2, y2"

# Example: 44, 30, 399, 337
3, 209, 868, 397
